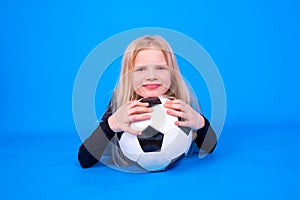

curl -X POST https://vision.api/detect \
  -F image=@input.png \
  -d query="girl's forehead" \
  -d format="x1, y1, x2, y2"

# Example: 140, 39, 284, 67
134, 49, 167, 65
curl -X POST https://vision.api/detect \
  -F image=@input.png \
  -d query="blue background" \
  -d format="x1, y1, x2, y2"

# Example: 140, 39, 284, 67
1, 0, 299, 199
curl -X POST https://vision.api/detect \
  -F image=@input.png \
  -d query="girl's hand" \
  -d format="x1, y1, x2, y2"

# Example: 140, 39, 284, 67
164, 98, 205, 130
108, 100, 152, 135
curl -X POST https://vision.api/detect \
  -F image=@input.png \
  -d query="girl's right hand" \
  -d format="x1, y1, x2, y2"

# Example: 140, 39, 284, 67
108, 100, 152, 135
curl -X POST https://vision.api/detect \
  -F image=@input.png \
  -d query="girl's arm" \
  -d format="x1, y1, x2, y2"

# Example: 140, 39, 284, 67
195, 115, 218, 154
77, 107, 115, 168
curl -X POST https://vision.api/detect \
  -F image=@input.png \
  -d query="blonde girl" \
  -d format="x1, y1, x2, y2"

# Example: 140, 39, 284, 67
78, 35, 217, 168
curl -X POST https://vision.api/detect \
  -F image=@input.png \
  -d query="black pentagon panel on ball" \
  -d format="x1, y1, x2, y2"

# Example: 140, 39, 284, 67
179, 126, 191, 135
137, 126, 164, 152
116, 132, 123, 140
140, 97, 162, 107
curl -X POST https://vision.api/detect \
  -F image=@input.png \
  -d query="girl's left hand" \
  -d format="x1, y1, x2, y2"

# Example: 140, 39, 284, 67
164, 98, 205, 130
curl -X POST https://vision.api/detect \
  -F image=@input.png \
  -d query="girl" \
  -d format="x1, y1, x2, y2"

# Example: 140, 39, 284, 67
78, 35, 217, 169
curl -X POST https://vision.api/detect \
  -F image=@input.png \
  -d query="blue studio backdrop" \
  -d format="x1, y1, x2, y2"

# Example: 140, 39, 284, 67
1, 0, 300, 199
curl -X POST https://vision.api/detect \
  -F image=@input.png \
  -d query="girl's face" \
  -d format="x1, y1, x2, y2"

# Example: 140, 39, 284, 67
133, 49, 171, 98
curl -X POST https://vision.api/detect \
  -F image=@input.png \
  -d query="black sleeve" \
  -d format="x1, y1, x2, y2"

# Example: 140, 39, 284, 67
77, 106, 115, 168
195, 115, 218, 154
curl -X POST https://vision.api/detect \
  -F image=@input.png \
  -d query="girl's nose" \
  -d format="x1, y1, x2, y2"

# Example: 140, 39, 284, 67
145, 68, 157, 80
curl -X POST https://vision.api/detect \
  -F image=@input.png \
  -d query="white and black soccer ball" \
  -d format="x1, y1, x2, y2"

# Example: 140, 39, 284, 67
118, 96, 193, 171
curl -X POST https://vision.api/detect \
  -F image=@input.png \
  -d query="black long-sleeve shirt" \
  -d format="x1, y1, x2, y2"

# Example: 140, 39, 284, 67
78, 105, 217, 168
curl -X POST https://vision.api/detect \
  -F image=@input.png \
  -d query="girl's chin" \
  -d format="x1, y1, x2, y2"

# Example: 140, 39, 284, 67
136, 88, 168, 98
140, 94, 159, 98
139, 93, 163, 98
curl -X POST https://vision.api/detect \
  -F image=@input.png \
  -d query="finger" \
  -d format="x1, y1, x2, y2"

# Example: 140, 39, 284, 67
174, 120, 191, 127
129, 114, 151, 122
128, 102, 149, 114
128, 100, 139, 108
166, 109, 184, 118
129, 106, 152, 115
124, 127, 142, 135
166, 98, 181, 104
164, 102, 182, 111
136, 101, 150, 107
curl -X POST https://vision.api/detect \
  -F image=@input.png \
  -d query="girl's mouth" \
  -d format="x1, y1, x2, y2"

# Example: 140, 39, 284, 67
143, 84, 160, 90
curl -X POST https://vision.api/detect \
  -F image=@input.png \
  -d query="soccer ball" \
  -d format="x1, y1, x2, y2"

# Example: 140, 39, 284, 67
118, 96, 193, 171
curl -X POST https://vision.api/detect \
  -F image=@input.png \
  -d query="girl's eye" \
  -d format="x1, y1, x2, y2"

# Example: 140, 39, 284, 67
156, 65, 168, 70
135, 67, 146, 72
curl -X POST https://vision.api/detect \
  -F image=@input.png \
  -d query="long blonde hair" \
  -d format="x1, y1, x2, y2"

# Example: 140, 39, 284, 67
110, 35, 200, 166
